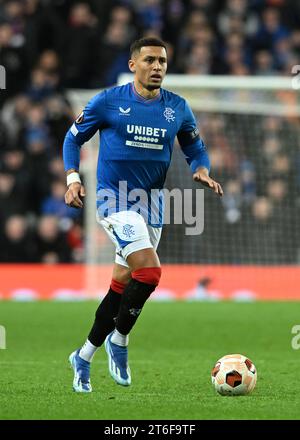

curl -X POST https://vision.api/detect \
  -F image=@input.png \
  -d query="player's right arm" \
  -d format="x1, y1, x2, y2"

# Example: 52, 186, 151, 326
63, 91, 106, 208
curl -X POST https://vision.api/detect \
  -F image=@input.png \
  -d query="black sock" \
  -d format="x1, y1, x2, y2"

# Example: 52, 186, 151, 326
115, 278, 156, 335
88, 288, 122, 347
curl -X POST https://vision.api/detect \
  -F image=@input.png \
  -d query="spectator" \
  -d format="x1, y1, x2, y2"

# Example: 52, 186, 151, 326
41, 180, 80, 220
254, 50, 276, 75
221, 179, 243, 224
26, 67, 57, 102
0, 22, 27, 101
63, 2, 99, 88
0, 171, 27, 222
1, 94, 30, 148
1, 148, 31, 202
218, 0, 259, 36
253, 7, 290, 52
0, 215, 36, 262
185, 43, 212, 74
94, 21, 131, 86
36, 215, 71, 263
138, 0, 163, 33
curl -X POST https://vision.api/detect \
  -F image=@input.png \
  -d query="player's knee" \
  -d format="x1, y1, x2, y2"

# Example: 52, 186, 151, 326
110, 278, 127, 294
112, 264, 131, 285
131, 267, 162, 286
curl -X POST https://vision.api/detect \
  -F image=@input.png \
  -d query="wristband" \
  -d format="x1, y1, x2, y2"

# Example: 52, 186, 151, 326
67, 172, 81, 187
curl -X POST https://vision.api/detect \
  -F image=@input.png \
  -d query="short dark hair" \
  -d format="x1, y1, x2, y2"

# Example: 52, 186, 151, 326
130, 37, 167, 57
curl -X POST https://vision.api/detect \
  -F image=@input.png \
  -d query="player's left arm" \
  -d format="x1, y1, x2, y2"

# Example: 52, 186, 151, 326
193, 166, 223, 196
177, 101, 223, 197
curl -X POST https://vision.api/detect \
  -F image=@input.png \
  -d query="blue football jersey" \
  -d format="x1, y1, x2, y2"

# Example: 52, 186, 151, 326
63, 82, 210, 226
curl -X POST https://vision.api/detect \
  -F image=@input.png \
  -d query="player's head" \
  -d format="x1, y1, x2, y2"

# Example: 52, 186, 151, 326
129, 37, 167, 91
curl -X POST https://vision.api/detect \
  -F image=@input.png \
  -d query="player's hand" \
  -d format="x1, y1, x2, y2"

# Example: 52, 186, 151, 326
193, 168, 223, 196
64, 182, 86, 208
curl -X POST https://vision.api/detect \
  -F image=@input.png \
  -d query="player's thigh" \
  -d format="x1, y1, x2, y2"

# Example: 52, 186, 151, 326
127, 247, 160, 271
126, 225, 162, 270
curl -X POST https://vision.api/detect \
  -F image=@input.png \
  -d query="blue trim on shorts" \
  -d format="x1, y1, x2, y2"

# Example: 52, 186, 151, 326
112, 229, 134, 249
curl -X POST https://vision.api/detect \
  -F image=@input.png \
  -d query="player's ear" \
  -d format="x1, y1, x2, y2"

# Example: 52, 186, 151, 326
128, 59, 136, 73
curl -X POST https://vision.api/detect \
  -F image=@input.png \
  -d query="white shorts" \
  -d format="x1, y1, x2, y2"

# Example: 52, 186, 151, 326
97, 211, 162, 268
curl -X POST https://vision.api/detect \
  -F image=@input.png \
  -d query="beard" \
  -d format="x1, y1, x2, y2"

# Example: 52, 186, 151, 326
145, 83, 161, 91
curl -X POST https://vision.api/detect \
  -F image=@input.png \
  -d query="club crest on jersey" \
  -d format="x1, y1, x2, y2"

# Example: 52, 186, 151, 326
119, 106, 131, 116
75, 111, 84, 124
163, 107, 175, 123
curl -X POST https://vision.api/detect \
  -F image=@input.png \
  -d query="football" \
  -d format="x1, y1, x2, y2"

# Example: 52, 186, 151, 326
211, 353, 257, 396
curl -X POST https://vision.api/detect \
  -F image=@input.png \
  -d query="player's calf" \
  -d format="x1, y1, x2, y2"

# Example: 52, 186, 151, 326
115, 267, 162, 335
105, 267, 161, 386
87, 281, 126, 349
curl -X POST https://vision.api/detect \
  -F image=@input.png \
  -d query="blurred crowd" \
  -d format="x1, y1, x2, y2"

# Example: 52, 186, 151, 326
161, 111, 300, 264
0, 0, 300, 264
1, 0, 300, 92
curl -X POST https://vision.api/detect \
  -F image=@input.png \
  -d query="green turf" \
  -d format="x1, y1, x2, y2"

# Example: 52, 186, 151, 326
0, 301, 300, 420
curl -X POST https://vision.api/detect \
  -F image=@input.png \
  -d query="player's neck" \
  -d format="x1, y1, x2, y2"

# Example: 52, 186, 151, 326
133, 80, 160, 100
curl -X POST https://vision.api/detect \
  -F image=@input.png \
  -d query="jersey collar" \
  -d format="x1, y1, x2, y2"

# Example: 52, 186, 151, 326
130, 82, 161, 103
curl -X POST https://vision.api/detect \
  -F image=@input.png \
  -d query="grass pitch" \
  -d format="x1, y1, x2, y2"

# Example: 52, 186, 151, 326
0, 301, 299, 420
